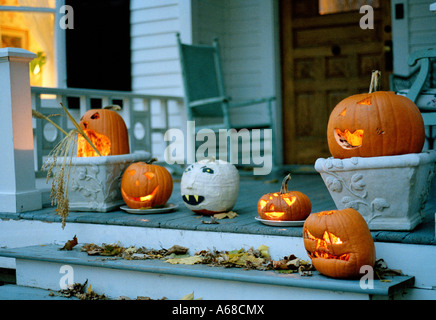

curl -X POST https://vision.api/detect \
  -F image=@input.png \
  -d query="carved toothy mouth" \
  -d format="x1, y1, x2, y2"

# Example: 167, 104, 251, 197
334, 128, 363, 149
182, 195, 205, 205
122, 186, 159, 203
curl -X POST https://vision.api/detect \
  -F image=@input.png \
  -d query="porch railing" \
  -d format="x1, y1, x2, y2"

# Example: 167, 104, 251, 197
31, 86, 184, 174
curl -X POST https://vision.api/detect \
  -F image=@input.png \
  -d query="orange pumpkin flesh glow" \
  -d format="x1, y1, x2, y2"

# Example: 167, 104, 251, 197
327, 71, 425, 159
303, 208, 376, 279
77, 108, 130, 157
121, 159, 173, 209
257, 174, 311, 221
76, 129, 111, 157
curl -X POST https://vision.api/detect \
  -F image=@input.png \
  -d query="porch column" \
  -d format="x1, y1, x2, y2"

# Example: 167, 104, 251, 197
0, 48, 42, 213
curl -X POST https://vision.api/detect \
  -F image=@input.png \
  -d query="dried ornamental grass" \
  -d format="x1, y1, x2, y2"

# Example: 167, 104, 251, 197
34, 103, 102, 228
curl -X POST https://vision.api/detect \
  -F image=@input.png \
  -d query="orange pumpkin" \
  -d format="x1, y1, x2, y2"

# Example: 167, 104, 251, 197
121, 159, 173, 209
327, 71, 425, 159
257, 174, 311, 221
303, 208, 376, 279
78, 107, 130, 156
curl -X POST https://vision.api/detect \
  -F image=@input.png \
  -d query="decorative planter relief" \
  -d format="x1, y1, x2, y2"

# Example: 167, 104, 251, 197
58, 152, 151, 212
315, 151, 436, 231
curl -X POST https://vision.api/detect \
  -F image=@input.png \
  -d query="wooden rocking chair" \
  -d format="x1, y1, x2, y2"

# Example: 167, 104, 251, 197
176, 33, 276, 166
391, 48, 436, 149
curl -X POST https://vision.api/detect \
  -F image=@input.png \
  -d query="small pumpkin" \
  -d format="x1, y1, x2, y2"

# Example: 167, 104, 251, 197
180, 158, 239, 215
121, 158, 173, 209
257, 174, 311, 221
303, 208, 376, 279
78, 106, 130, 157
327, 71, 425, 159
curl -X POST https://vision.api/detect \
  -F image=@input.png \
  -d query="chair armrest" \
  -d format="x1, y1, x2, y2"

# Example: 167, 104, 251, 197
189, 96, 229, 107
229, 96, 276, 108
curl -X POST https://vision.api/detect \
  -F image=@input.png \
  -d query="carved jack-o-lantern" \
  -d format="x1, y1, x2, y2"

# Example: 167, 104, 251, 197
121, 159, 173, 209
303, 208, 376, 279
77, 107, 130, 157
257, 174, 311, 221
181, 158, 239, 215
327, 71, 425, 159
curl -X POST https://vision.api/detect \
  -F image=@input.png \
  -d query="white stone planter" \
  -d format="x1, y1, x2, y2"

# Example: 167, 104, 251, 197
315, 151, 436, 231
58, 152, 151, 212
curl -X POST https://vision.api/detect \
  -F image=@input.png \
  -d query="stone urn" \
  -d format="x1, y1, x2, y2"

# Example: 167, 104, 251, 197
315, 150, 436, 231
59, 152, 151, 212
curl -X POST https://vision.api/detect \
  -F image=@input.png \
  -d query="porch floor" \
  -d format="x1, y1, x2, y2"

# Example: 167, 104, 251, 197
2, 170, 436, 246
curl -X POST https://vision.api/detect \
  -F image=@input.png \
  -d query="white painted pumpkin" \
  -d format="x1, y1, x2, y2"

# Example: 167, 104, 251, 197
181, 158, 240, 214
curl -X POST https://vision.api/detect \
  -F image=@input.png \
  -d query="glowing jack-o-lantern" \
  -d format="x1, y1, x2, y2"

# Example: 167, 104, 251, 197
121, 159, 173, 209
77, 107, 130, 157
181, 158, 239, 215
257, 174, 311, 221
303, 208, 376, 279
327, 71, 425, 159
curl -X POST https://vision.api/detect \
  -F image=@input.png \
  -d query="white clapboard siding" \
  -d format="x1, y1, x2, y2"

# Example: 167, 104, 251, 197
192, 0, 276, 126
130, 0, 278, 163
130, 0, 183, 97
409, 0, 436, 51
393, 0, 436, 74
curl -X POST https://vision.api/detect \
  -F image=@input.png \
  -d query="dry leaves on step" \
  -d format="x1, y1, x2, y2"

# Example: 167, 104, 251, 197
181, 291, 202, 300
59, 235, 78, 251
80, 243, 189, 261
213, 211, 239, 220
374, 258, 403, 282
166, 255, 204, 265
271, 254, 315, 276
78, 241, 314, 275
58, 279, 107, 300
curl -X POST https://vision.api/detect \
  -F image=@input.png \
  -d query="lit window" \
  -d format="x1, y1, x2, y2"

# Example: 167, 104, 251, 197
0, 0, 56, 87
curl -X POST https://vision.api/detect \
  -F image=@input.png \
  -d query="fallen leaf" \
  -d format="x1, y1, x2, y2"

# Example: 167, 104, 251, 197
181, 292, 195, 300
60, 235, 78, 251
166, 255, 204, 265
167, 245, 189, 255
257, 245, 270, 259
202, 217, 219, 224
213, 211, 239, 220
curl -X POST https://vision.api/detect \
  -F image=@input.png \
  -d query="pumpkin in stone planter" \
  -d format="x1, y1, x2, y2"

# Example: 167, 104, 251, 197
257, 174, 311, 221
181, 158, 239, 215
327, 71, 425, 159
303, 208, 376, 279
77, 106, 130, 157
121, 159, 173, 209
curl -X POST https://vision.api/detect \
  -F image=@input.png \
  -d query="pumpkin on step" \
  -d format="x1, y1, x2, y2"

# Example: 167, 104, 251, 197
303, 208, 376, 279
121, 159, 173, 209
77, 106, 130, 157
257, 174, 311, 221
181, 158, 239, 215
327, 71, 425, 159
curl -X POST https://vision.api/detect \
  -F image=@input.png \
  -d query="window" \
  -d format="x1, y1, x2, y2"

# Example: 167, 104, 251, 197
0, 0, 57, 87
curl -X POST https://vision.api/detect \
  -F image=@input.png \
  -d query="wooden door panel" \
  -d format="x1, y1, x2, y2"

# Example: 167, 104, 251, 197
280, 0, 391, 164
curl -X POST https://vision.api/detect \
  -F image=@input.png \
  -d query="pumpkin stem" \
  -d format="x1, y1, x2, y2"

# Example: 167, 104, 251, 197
280, 173, 291, 194
369, 70, 381, 93
146, 157, 158, 164
104, 105, 122, 111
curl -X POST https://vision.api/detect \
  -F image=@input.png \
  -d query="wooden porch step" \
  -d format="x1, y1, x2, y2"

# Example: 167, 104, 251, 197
0, 284, 78, 300
0, 244, 414, 300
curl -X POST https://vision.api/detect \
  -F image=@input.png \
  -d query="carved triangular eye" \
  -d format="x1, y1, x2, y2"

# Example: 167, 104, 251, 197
91, 112, 100, 120
144, 172, 155, 180
128, 170, 136, 176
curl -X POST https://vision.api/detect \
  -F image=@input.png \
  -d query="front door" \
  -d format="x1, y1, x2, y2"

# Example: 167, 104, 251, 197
280, 0, 392, 164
